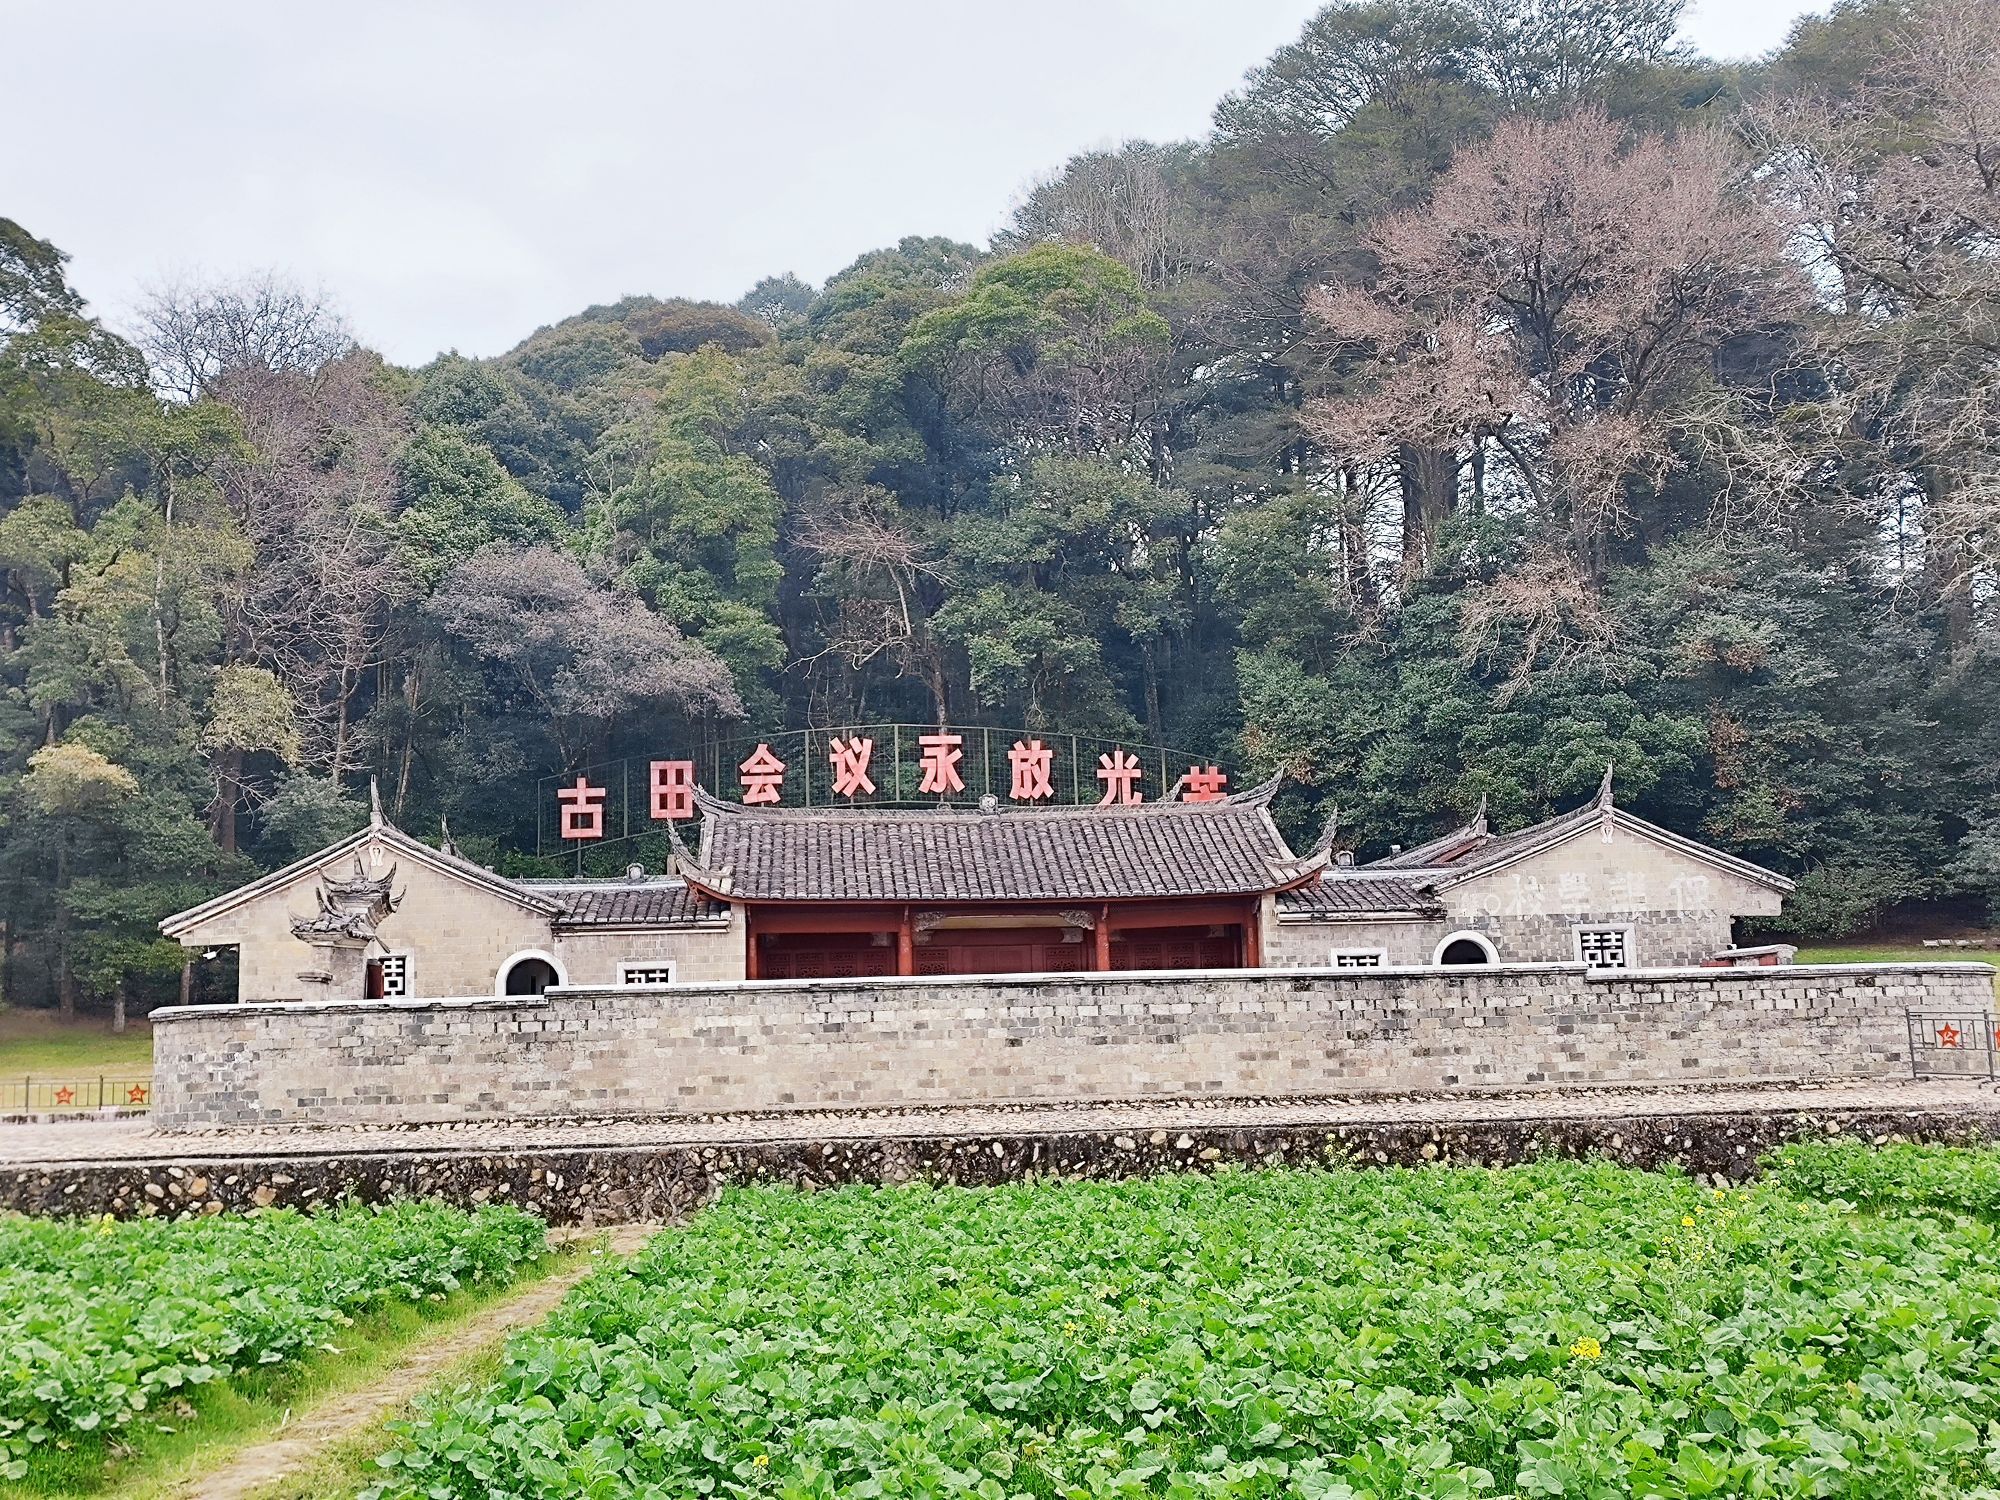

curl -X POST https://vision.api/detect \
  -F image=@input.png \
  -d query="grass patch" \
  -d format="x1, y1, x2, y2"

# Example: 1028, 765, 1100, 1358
369, 1157, 2000, 1500
1795, 944, 1999, 1000
240, 1345, 517, 1500
0, 1012, 153, 1079
1796, 943, 2000, 968
0, 1247, 582, 1500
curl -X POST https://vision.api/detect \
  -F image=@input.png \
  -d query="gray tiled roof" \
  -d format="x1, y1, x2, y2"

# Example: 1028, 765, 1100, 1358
1367, 803, 1600, 875
689, 789, 1310, 904
529, 880, 728, 927
1275, 875, 1444, 919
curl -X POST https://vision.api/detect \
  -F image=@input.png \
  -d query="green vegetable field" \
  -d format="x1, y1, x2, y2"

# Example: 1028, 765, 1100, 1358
0, 1201, 546, 1485
371, 1150, 2000, 1500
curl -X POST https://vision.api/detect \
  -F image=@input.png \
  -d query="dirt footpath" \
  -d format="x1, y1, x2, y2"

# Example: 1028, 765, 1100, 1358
175, 1223, 656, 1500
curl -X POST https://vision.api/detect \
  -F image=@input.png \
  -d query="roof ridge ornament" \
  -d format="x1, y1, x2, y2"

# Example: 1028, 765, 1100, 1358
1306, 804, 1341, 858
369, 776, 385, 829
1596, 762, 1615, 843
1596, 762, 1615, 810
1470, 792, 1488, 836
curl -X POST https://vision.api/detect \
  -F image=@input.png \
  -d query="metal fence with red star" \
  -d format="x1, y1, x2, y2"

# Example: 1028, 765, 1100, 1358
1907, 1011, 2000, 1079
1, 1076, 151, 1114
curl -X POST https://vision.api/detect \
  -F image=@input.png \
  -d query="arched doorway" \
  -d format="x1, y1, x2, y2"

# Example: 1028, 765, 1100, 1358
1434, 930, 1499, 965
499, 953, 562, 996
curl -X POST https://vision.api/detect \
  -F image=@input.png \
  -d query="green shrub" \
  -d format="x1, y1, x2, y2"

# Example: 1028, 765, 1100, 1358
1765, 1137, 2000, 1217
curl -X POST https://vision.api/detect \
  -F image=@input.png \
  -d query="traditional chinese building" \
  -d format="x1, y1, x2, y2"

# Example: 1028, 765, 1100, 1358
673, 785, 1315, 979
160, 770, 1793, 1001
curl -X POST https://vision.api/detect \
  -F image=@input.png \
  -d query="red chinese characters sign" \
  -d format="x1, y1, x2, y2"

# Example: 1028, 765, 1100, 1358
550, 730, 1236, 841
738, 744, 787, 805
918, 733, 964, 795
1097, 750, 1142, 805
1008, 739, 1054, 801
1183, 766, 1229, 803
650, 760, 697, 820
829, 736, 875, 797
558, 777, 606, 840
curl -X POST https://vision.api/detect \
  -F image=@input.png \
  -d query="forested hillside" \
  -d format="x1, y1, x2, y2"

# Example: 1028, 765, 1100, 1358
2, 0, 1997, 1015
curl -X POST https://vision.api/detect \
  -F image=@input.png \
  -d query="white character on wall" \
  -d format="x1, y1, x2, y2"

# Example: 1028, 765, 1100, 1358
1605, 870, 1646, 913
1556, 872, 1590, 913
1665, 874, 1712, 915
1503, 873, 1546, 917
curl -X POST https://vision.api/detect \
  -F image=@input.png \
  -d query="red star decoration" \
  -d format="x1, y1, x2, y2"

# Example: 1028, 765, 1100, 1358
126, 1084, 149, 1105
53, 1086, 74, 1106
1937, 1023, 1962, 1049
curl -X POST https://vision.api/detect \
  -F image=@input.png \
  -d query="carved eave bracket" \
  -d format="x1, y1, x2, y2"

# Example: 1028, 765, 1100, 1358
288, 856, 403, 949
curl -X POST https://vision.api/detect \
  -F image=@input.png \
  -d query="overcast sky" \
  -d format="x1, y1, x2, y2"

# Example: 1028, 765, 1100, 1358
5, 0, 1827, 367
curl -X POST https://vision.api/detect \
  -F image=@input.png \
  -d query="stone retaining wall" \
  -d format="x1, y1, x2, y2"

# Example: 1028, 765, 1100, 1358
149, 962, 1992, 1130
5, 1104, 1997, 1226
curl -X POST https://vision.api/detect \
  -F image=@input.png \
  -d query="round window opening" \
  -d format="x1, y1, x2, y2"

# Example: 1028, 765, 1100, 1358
502, 956, 560, 996
1438, 938, 1494, 966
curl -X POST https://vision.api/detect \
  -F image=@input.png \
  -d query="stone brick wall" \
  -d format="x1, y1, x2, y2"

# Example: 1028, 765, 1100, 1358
1263, 911, 1435, 966
150, 962, 1992, 1130
552, 913, 745, 986
11, 1103, 1999, 1225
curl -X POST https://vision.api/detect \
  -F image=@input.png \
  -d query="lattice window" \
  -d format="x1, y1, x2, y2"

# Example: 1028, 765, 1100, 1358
617, 962, 677, 986
1575, 927, 1631, 969
378, 953, 411, 998
1331, 950, 1385, 969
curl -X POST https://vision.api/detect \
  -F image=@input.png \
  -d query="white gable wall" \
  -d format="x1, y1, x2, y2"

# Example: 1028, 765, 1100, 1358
1438, 819, 1784, 966
169, 833, 561, 1001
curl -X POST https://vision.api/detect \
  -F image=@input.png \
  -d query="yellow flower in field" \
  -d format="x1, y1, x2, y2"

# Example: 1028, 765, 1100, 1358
1682, 1216, 1696, 1227
1570, 1336, 1603, 1360
753, 1454, 770, 1469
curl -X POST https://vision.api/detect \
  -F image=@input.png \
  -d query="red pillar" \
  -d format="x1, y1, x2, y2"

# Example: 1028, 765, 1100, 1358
1094, 904, 1112, 971
896, 906, 915, 976
744, 910, 761, 980
1242, 898, 1263, 969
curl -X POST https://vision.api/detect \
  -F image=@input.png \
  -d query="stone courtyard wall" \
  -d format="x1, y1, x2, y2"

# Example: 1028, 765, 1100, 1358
149, 962, 1991, 1130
